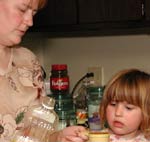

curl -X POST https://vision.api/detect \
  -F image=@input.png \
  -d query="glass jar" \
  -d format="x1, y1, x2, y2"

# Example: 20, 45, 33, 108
54, 94, 76, 130
87, 86, 104, 131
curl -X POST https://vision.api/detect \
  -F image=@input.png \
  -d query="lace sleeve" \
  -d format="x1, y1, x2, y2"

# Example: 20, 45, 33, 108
32, 58, 46, 97
14, 47, 46, 98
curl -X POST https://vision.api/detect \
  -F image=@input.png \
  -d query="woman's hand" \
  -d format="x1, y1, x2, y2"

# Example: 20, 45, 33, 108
57, 126, 89, 142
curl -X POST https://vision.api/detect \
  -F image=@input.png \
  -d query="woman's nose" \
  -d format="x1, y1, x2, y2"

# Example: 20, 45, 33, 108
24, 11, 33, 27
26, 15, 33, 27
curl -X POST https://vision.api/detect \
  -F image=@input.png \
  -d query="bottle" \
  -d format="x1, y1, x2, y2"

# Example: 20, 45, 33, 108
49, 64, 76, 130
50, 64, 69, 95
56, 109, 76, 130
49, 94, 76, 130
75, 81, 88, 127
12, 97, 59, 142
87, 86, 104, 131
72, 73, 94, 128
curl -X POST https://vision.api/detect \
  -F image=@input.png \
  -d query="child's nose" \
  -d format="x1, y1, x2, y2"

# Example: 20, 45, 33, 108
115, 104, 123, 116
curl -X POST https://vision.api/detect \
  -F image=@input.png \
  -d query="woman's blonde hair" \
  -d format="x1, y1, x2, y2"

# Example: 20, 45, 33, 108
38, 0, 47, 9
99, 69, 150, 138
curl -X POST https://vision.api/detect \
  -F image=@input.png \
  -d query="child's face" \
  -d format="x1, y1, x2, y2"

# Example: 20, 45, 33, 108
106, 101, 142, 138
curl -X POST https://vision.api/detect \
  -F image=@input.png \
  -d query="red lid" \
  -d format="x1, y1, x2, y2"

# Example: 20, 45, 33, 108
52, 64, 67, 70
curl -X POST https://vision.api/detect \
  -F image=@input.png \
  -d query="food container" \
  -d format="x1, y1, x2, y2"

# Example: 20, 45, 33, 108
88, 131, 109, 142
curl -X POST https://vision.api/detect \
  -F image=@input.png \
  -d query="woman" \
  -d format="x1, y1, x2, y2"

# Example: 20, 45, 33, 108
0, 0, 88, 141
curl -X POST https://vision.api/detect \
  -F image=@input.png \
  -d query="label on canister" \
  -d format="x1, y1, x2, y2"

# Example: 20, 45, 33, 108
88, 104, 101, 131
87, 86, 104, 131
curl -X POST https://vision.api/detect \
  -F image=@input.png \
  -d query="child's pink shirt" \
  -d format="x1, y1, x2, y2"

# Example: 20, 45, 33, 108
110, 133, 149, 142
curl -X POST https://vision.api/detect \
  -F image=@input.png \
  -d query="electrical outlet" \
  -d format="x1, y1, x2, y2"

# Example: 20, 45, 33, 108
88, 66, 104, 86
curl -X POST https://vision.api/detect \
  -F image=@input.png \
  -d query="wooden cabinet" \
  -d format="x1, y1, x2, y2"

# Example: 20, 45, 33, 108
29, 0, 150, 36
78, 0, 143, 23
145, 0, 150, 20
31, 0, 77, 30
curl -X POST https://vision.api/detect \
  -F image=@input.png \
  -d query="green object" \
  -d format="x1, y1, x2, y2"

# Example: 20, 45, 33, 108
87, 86, 104, 131
15, 111, 25, 124
48, 93, 76, 130
87, 86, 104, 102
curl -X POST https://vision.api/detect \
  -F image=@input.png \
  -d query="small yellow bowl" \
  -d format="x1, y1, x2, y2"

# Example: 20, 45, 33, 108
88, 131, 110, 142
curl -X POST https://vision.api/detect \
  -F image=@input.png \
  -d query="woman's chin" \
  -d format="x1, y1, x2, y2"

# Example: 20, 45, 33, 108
10, 37, 22, 46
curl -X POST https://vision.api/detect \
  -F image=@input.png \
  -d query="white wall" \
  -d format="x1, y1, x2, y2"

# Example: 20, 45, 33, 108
22, 34, 150, 89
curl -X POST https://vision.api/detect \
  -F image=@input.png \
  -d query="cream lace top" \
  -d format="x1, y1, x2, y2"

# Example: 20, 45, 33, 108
0, 47, 45, 142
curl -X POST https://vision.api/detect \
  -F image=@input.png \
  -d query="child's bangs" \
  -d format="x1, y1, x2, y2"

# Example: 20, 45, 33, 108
107, 78, 140, 105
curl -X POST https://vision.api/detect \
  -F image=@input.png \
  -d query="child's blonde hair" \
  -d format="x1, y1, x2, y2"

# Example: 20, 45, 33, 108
100, 69, 150, 138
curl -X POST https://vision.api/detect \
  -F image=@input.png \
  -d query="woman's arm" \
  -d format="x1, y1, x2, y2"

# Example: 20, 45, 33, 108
49, 126, 88, 142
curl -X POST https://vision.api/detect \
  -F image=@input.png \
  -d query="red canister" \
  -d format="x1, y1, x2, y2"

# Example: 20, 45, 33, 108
50, 64, 69, 95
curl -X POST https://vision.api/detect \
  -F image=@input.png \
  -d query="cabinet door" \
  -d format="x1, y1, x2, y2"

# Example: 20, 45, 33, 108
145, 0, 150, 20
78, 0, 143, 23
31, 0, 77, 30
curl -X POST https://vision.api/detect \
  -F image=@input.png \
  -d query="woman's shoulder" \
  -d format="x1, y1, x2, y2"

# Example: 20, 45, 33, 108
13, 46, 40, 67
13, 46, 37, 59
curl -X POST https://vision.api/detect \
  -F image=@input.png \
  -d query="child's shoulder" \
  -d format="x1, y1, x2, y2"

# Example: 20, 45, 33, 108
109, 133, 149, 142
135, 133, 150, 142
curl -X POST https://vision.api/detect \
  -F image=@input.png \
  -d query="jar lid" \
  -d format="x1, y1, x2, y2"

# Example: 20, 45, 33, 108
88, 86, 104, 94
42, 96, 55, 109
51, 64, 67, 70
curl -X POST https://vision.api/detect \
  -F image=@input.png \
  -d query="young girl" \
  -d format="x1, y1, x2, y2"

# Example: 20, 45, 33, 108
99, 69, 150, 142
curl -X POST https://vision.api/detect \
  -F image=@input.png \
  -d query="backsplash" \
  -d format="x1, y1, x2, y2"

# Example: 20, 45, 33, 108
21, 34, 150, 90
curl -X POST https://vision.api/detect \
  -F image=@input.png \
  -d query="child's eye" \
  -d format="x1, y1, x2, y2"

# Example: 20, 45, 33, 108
110, 101, 116, 106
125, 105, 134, 110
126, 106, 133, 110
